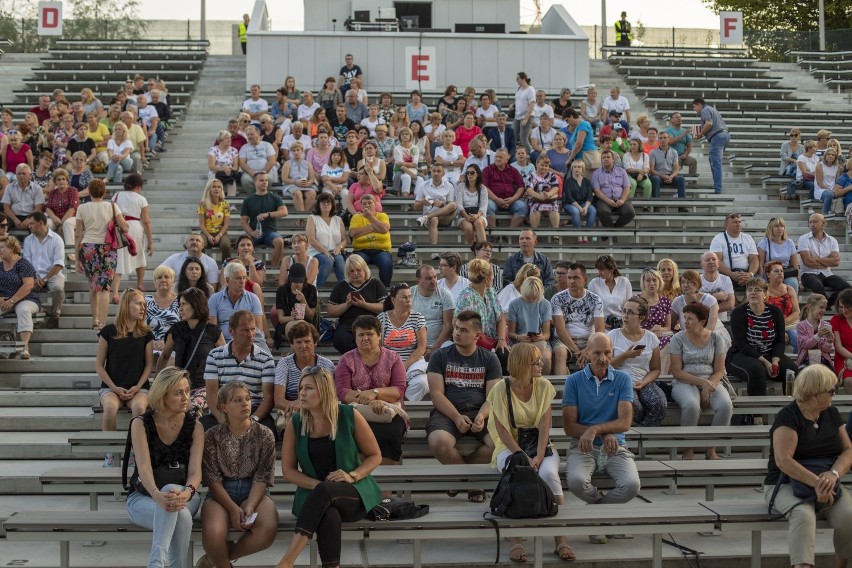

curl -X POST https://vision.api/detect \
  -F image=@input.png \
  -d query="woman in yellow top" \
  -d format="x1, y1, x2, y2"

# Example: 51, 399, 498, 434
86, 112, 112, 168
349, 194, 393, 288
486, 343, 574, 563
197, 179, 232, 259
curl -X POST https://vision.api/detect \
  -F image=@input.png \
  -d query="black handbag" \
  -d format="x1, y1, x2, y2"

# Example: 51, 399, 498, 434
505, 378, 553, 459
767, 458, 840, 515
367, 496, 430, 521
489, 451, 558, 519
121, 416, 187, 497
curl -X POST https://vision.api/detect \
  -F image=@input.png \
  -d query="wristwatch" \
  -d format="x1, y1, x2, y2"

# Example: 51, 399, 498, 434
250, 415, 260, 423
831, 469, 840, 479
349, 470, 360, 482
372, 388, 379, 396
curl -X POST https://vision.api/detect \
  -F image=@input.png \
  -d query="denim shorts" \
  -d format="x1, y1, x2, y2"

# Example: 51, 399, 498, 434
252, 232, 282, 248
99, 387, 149, 399
206, 477, 270, 504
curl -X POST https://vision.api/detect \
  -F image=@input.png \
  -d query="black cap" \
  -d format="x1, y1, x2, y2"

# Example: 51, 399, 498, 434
288, 262, 307, 283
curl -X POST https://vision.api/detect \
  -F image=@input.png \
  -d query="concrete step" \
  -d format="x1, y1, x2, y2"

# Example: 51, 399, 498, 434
0, 432, 75, 460
0, 390, 98, 407
18, 373, 102, 390
0, 407, 120, 432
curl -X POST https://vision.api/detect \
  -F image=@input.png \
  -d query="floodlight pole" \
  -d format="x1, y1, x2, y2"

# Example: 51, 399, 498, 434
601, 0, 607, 55
818, 0, 825, 51
200, 0, 207, 41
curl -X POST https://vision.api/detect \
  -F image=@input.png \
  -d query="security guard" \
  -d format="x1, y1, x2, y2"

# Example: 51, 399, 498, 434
239, 14, 250, 55
614, 12, 632, 54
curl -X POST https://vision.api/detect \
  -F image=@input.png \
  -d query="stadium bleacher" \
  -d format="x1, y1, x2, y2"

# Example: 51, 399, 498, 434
1, 41, 851, 567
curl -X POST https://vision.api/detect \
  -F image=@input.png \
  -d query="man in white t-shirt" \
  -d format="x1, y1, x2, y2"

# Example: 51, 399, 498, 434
700, 251, 735, 321
476, 93, 499, 131
438, 252, 470, 302
239, 126, 278, 192
601, 86, 631, 132
532, 89, 555, 127
709, 212, 758, 294
550, 262, 605, 375
280, 121, 312, 162
136, 95, 160, 152
242, 84, 269, 123
160, 233, 221, 287
412, 264, 456, 359
414, 163, 457, 245
798, 213, 851, 308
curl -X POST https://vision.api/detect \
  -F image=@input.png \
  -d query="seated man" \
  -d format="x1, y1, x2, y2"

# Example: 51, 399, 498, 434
208, 262, 271, 348
462, 138, 494, 172
550, 262, 604, 375
591, 150, 635, 229
1, 164, 45, 232
242, 84, 269, 124
649, 131, 686, 198
240, 171, 288, 267
601, 86, 631, 131
280, 121, 312, 163
529, 114, 555, 164
482, 149, 527, 228
412, 264, 455, 360
413, 163, 456, 246
160, 233, 221, 288
239, 126, 279, 193
598, 110, 628, 143
699, 251, 735, 321
135, 95, 160, 153
664, 112, 698, 177
120, 110, 147, 173
22, 212, 64, 329
502, 228, 555, 287
486, 113, 516, 162
709, 212, 758, 298
798, 213, 851, 308
563, 332, 640, 544
426, 310, 501, 502
203, 309, 276, 435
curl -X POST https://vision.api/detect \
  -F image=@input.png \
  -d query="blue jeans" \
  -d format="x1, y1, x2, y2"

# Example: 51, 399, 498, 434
314, 252, 346, 288
815, 189, 834, 214
650, 174, 686, 198
354, 249, 393, 287
126, 483, 201, 568
786, 327, 799, 355
252, 231, 282, 247
563, 203, 597, 228
786, 179, 815, 198
843, 191, 852, 211
486, 198, 529, 219
107, 157, 134, 183
708, 131, 730, 193
785, 276, 799, 294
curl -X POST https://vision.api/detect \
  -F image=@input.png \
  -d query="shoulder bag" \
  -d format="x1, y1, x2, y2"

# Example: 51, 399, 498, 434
121, 415, 187, 497
106, 199, 138, 256
767, 457, 840, 515
505, 378, 553, 458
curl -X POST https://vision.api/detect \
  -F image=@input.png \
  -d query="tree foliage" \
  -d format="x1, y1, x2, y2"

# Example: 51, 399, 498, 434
64, 0, 147, 41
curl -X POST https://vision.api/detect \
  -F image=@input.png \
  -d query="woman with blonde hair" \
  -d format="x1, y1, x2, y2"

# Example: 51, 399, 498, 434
106, 121, 133, 184
125, 367, 203, 568
327, 254, 387, 354
639, 267, 673, 373
457, 258, 509, 372
487, 343, 574, 562
757, 216, 800, 292
197, 178, 232, 259
497, 262, 541, 311
80, 88, 105, 119
507, 276, 553, 374
207, 130, 240, 195
657, 258, 681, 301
392, 126, 419, 197
779, 128, 801, 177
275, 367, 382, 568
96, 288, 154, 465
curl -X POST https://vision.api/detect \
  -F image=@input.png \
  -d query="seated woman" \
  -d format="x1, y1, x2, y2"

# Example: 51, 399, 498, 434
44, 169, 78, 248
281, 141, 319, 213
814, 148, 841, 217
157, 287, 224, 418
306, 193, 347, 288
727, 278, 798, 420
778, 128, 800, 178
145, 265, 180, 355
669, 302, 733, 460
66, 150, 94, 201
562, 160, 596, 244
196, 381, 278, 568
757, 216, 800, 293
222, 235, 266, 291
125, 367, 203, 568
766, 260, 801, 353
349, 194, 393, 288
434, 130, 464, 186
1, 131, 33, 179
343, 165, 385, 217
831, 289, 852, 395
198, 179, 232, 260
524, 155, 561, 230
378, 283, 428, 401
455, 163, 488, 244
487, 344, 575, 563
327, 254, 387, 354
335, 315, 409, 468
0, 235, 40, 359
657, 258, 681, 302
274, 263, 319, 347
622, 138, 652, 198
588, 254, 633, 330
106, 122, 134, 184
96, 289, 154, 466
797, 294, 834, 370
671, 269, 730, 345
764, 364, 852, 568
278, 233, 319, 287
319, 148, 350, 198
608, 296, 665, 427
176, 257, 214, 298
273, 321, 335, 425
457, 258, 509, 374
507, 276, 553, 374
86, 111, 111, 168
459, 241, 503, 294
275, 367, 382, 568
639, 267, 673, 372
207, 130, 240, 196
392, 127, 420, 197
497, 263, 541, 312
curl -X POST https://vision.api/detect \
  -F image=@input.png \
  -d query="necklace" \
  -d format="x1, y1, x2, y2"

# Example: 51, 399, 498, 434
797, 403, 820, 429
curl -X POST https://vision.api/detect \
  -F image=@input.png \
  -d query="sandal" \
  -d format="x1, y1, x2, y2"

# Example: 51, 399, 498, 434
467, 489, 487, 503
554, 542, 576, 561
510, 543, 528, 563
446, 490, 459, 498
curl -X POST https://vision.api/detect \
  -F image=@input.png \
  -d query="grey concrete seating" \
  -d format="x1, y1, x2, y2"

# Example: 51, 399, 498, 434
623, 75, 784, 89
635, 85, 796, 100
644, 98, 810, 113
0, 37, 10, 55
3, 502, 720, 568
825, 79, 852, 93
12, 89, 192, 105
39, 58, 206, 71
21, 78, 197, 92
618, 65, 773, 78
31, 68, 201, 82
52, 39, 210, 50
605, 50, 754, 65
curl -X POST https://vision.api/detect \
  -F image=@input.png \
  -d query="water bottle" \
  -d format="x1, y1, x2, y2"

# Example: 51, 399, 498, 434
785, 369, 796, 397
594, 447, 608, 474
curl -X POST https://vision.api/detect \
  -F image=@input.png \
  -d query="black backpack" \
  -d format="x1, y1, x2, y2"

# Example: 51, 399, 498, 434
489, 451, 558, 519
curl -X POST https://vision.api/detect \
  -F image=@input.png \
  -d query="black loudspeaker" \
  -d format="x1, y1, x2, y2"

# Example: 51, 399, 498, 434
454, 23, 505, 33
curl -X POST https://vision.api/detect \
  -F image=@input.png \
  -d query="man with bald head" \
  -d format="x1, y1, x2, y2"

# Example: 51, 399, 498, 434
700, 251, 734, 319
562, 332, 639, 544
798, 213, 851, 308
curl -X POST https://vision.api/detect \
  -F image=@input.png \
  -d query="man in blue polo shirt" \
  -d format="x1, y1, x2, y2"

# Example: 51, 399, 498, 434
209, 262, 271, 349
562, 332, 640, 545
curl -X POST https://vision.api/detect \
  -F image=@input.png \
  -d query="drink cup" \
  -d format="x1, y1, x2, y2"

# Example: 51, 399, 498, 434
785, 370, 796, 397
294, 303, 306, 320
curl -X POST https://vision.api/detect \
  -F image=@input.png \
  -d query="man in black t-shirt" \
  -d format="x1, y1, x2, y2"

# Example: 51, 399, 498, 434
329, 104, 356, 144
426, 310, 502, 500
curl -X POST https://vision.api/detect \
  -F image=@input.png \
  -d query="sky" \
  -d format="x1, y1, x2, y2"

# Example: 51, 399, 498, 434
134, 0, 722, 30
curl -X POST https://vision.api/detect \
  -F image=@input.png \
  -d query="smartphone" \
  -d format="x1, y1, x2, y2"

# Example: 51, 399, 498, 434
245, 512, 258, 525
633, 344, 646, 351
351, 292, 363, 301
527, 332, 538, 337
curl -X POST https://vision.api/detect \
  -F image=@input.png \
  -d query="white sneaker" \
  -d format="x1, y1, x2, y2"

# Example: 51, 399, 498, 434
417, 215, 428, 227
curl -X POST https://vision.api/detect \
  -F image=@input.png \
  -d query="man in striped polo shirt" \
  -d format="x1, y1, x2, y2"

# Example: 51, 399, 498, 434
202, 310, 276, 437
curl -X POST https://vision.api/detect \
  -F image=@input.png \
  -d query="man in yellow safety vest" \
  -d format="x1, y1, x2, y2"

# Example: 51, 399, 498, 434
239, 14, 250, 55
614, 12, 632, 55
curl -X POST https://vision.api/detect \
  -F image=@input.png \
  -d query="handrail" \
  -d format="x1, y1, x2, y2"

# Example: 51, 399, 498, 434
602, 45, 750, 58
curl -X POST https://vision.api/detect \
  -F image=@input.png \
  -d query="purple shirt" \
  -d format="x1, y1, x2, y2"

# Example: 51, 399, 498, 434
483, 164, 525, 200
591, 165, 630, 200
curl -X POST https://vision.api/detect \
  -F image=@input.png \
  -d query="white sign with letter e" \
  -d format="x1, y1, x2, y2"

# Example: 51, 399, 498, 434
405, 46, 436, 91
719, 11, 742, 45
38, 1, 63, 36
